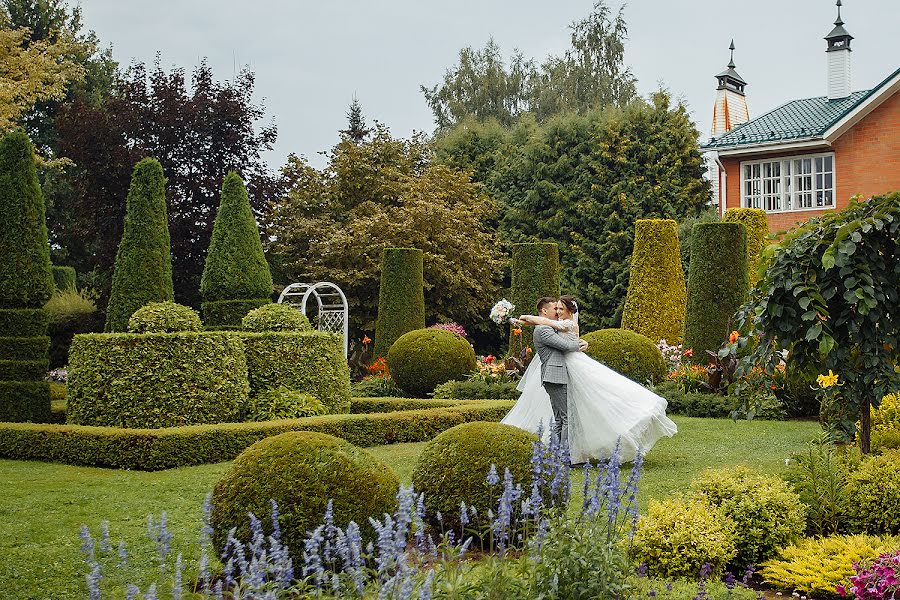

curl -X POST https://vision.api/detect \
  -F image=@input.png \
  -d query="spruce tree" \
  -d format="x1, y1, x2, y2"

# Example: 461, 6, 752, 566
104, 158, 174, 332
0, 131, 53, 422
200, 171, 273, 327
340, 96, 372, 143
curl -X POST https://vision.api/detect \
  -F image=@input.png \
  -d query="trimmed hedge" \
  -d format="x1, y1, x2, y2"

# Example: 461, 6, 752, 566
582, 328, 666, 384
0, 381, 51, 423
0, 309, 49, 338
200, 172, 273, 327
509, 242, 560, 353
105, 158, 174, 332
127, 302, 202, 333
373, 248, 425, 358
723, 208, 769, 285
241, 303, 311, 332
0, 359, 48, 381
387, 328, 477, 397
44, 290, 101, 369
52, 266, 76, 292
201, 299, 270, 329
241, 331, 351, 414
0, 336, 50, 361
67, 331, 248, 428
0, 131, 55, 309
684, 222, 748, 362
621, 219, 686, 344
0, 399, 514, 470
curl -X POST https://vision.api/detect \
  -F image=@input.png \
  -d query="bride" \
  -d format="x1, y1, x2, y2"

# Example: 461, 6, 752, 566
502, 295, 676, 463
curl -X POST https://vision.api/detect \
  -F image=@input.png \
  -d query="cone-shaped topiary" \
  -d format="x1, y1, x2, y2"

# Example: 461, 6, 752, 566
684, 222, 748, 362
621, 219, 686, 344
373, 248, 425, 358
724, 208, 769, 286
200, 172, 273, 327
581, 328, 667, 384
0, 131, 53, 422
104, 158, 174, 332
387, 328, 476, 397
509, 242, 560, 353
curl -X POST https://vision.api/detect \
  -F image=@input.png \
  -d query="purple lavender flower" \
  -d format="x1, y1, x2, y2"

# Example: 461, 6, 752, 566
724, 571, 736, 590
117, 540, 127, 567
200, 493, 214, 547
85, 561, 102, 600
419, 569, 435, 600
459, 501, 470, 527
99, 521, 111, 553
198, 550, 211, 593
79, 525, 96, 563
172, 553, 183, 600
144, 583, 158, 600
496, 470, 521, 546
125, 583, 140, 600
486, 464, 500, 487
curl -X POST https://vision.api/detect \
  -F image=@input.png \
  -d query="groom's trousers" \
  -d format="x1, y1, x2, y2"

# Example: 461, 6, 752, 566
543, 382, 568, 447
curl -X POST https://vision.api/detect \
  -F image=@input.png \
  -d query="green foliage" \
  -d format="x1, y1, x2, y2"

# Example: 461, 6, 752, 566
621, 219, 686, 344
432, 378, 521, 400
0, 398, 514, 470
51, 266, 76, 291
211, 431, 399, 557
723, 208, 769, 285
690, 465, 806, 567
0, 308, 49, 338
43, 289, 100, 368
374, 248, 425, 357
241, 331, 351, 414
509, 242, 560, 352
677, 206, 720, 282
684, 222, 748, 362
630, 496, 736, 579
870, 392, 900, 432
387, 328, 477, 397
581, 328, 666, 384
104, 158, 174, 332
412, 422, 535, 528
846, 450, 900, 534
735, 192, 900, 450
651, 381, 733, 418
0, 335, 49, 360
350, 376, 408, 398
0, 131, 54, 309
66, 331, 248, 428
201, 299, 270, 329
246, 387, 325, 422
782, 436, 854, 535
199, 172, 273, 321
126, 302, 201, 334
241, 302, 310, 332
0, 381, 50, 422
761, 534, 900, 598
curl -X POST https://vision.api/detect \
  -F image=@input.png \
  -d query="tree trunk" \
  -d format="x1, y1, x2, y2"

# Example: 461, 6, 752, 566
860, 396, 871, 455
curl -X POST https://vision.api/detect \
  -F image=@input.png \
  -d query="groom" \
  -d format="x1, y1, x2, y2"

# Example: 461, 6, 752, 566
532, 297, 588, 446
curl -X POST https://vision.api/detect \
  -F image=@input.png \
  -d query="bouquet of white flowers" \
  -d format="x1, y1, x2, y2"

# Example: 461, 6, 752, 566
490, 299, 515, 324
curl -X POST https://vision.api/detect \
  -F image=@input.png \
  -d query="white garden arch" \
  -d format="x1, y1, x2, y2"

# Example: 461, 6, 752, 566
277, 282, 349, 357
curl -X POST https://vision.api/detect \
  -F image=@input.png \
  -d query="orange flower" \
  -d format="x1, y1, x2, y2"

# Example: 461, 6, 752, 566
513, 328, 523, 336
362, 335, 372, 345
729, 330, 739, 344
526, 347, 533, 354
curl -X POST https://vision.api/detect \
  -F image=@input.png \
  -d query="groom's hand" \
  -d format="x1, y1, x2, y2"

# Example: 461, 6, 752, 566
578, 339, 588, 352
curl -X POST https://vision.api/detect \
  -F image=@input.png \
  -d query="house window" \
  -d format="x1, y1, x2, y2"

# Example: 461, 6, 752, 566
740, 153, 835, 212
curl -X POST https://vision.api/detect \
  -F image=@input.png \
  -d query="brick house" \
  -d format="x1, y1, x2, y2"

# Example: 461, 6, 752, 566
702, 2, 900, 232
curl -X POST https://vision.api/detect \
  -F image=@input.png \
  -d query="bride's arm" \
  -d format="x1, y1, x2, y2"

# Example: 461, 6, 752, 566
512, 315, 567, 331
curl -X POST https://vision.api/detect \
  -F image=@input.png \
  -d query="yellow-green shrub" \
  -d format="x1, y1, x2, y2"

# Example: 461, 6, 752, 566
724, 208, 769, 285
582, 328, 666, 384
241, 303, 311, 332
127, 302, 202, 333
246, 387, 325, 421
846, 450, 900, 534
761, 534, 900, 597
387, 328, 476, 397
630, 496, 736, 579
871, 392, 900, 431
690, 466, 805, 567
621, 219, 686, 344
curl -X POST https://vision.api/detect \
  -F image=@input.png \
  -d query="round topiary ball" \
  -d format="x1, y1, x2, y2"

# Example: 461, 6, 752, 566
241, 302, 311, 332
246, 387, 325, 421
211, 431, 399, 558
411, 422, 536, 529
127, 301, 202, 333
581, 328, 666, 385
387, 328, 476, 396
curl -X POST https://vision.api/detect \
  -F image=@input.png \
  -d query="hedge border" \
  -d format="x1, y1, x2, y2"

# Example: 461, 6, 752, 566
0, 359, 48, 381
0, 336, 49, 361
0, 308, 49, 338
0, 381, 50, 423
202, 299, 271, 328
0, 398, 514, 470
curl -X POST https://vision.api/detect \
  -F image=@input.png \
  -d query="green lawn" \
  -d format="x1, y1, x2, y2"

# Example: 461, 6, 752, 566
0, 416, 820, 599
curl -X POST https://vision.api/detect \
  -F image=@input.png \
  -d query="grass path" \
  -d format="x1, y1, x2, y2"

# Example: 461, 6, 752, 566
0, 416, 819, 599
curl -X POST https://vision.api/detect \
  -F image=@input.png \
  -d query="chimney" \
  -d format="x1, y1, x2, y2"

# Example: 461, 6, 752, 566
825, 0, 853, 100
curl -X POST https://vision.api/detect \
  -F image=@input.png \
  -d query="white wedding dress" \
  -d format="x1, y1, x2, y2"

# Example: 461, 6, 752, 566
501, 318, 677, 463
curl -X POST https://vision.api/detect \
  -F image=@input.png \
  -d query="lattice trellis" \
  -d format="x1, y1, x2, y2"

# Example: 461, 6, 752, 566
277, 282, 349, 357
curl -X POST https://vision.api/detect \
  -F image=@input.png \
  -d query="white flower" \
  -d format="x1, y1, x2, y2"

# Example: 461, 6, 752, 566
490, 299, 516, 324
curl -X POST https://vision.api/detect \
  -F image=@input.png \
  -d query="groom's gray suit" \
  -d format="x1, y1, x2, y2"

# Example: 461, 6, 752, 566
533, 324, 582, 446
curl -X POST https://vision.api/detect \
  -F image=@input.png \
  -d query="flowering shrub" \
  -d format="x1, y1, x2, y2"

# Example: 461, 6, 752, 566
350, 375, 407, 398
841, 549, 900, 599
45, 368, 67, 384
665, 364, 708, 393
368, 356, 389, 378
657, 339, 693, 374
428, 322, 467, 338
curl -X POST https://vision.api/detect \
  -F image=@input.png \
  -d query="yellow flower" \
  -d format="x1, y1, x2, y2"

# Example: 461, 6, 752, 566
817, 369, 839, 389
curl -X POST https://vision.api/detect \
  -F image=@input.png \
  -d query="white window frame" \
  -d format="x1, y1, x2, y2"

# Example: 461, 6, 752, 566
740, 152, 836, 213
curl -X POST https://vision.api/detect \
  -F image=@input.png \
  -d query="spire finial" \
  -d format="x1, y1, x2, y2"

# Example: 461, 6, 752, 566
728, 40, 736, 69
835, 0, 844, 26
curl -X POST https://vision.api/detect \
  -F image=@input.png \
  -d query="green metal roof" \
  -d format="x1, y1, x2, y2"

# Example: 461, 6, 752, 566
703, 66, 900, 150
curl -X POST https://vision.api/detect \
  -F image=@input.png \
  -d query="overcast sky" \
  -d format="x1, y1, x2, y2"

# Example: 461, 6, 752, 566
77, 0, 899, 170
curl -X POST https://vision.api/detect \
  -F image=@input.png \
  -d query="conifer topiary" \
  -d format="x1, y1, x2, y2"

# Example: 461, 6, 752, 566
51, 266, 76, 292
104, 158, 174, 332
724, 208, 769, 285
201, 172, 273, 327
373, 248, 425, 358
0, 131, 54, 422
509, 242, 560, 353
621, 219, 686, 344
684, 222, 748, 361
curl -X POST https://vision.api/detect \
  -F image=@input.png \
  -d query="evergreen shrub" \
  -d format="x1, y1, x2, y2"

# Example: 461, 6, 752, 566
0, 381, 50, 422
387, 328, 477, 397
350, 376, 408, 398
0, 336, 50, 361
0, 308, 49, 338
67, 331, 248, 428
373, 248, 425, 358
621, 219, 686, 344
201, 299, 270, 330
211, 431, 399, 557
51, 266, 76, 291
431, 378, 521, 400
241, 303, 311, 332
246, 387, 325, 421
509, 242, 560, 352
200, 172, 273, 327
104, 158, 174, 332
684, 222, 748, 362
845, 450, 900, 534
127, 302, 202, 333
723, 208, 769, 285
241, 331, 351, 414
581, 328, 666, 384
44, 289, 101, 368
411, 421, 535, 529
